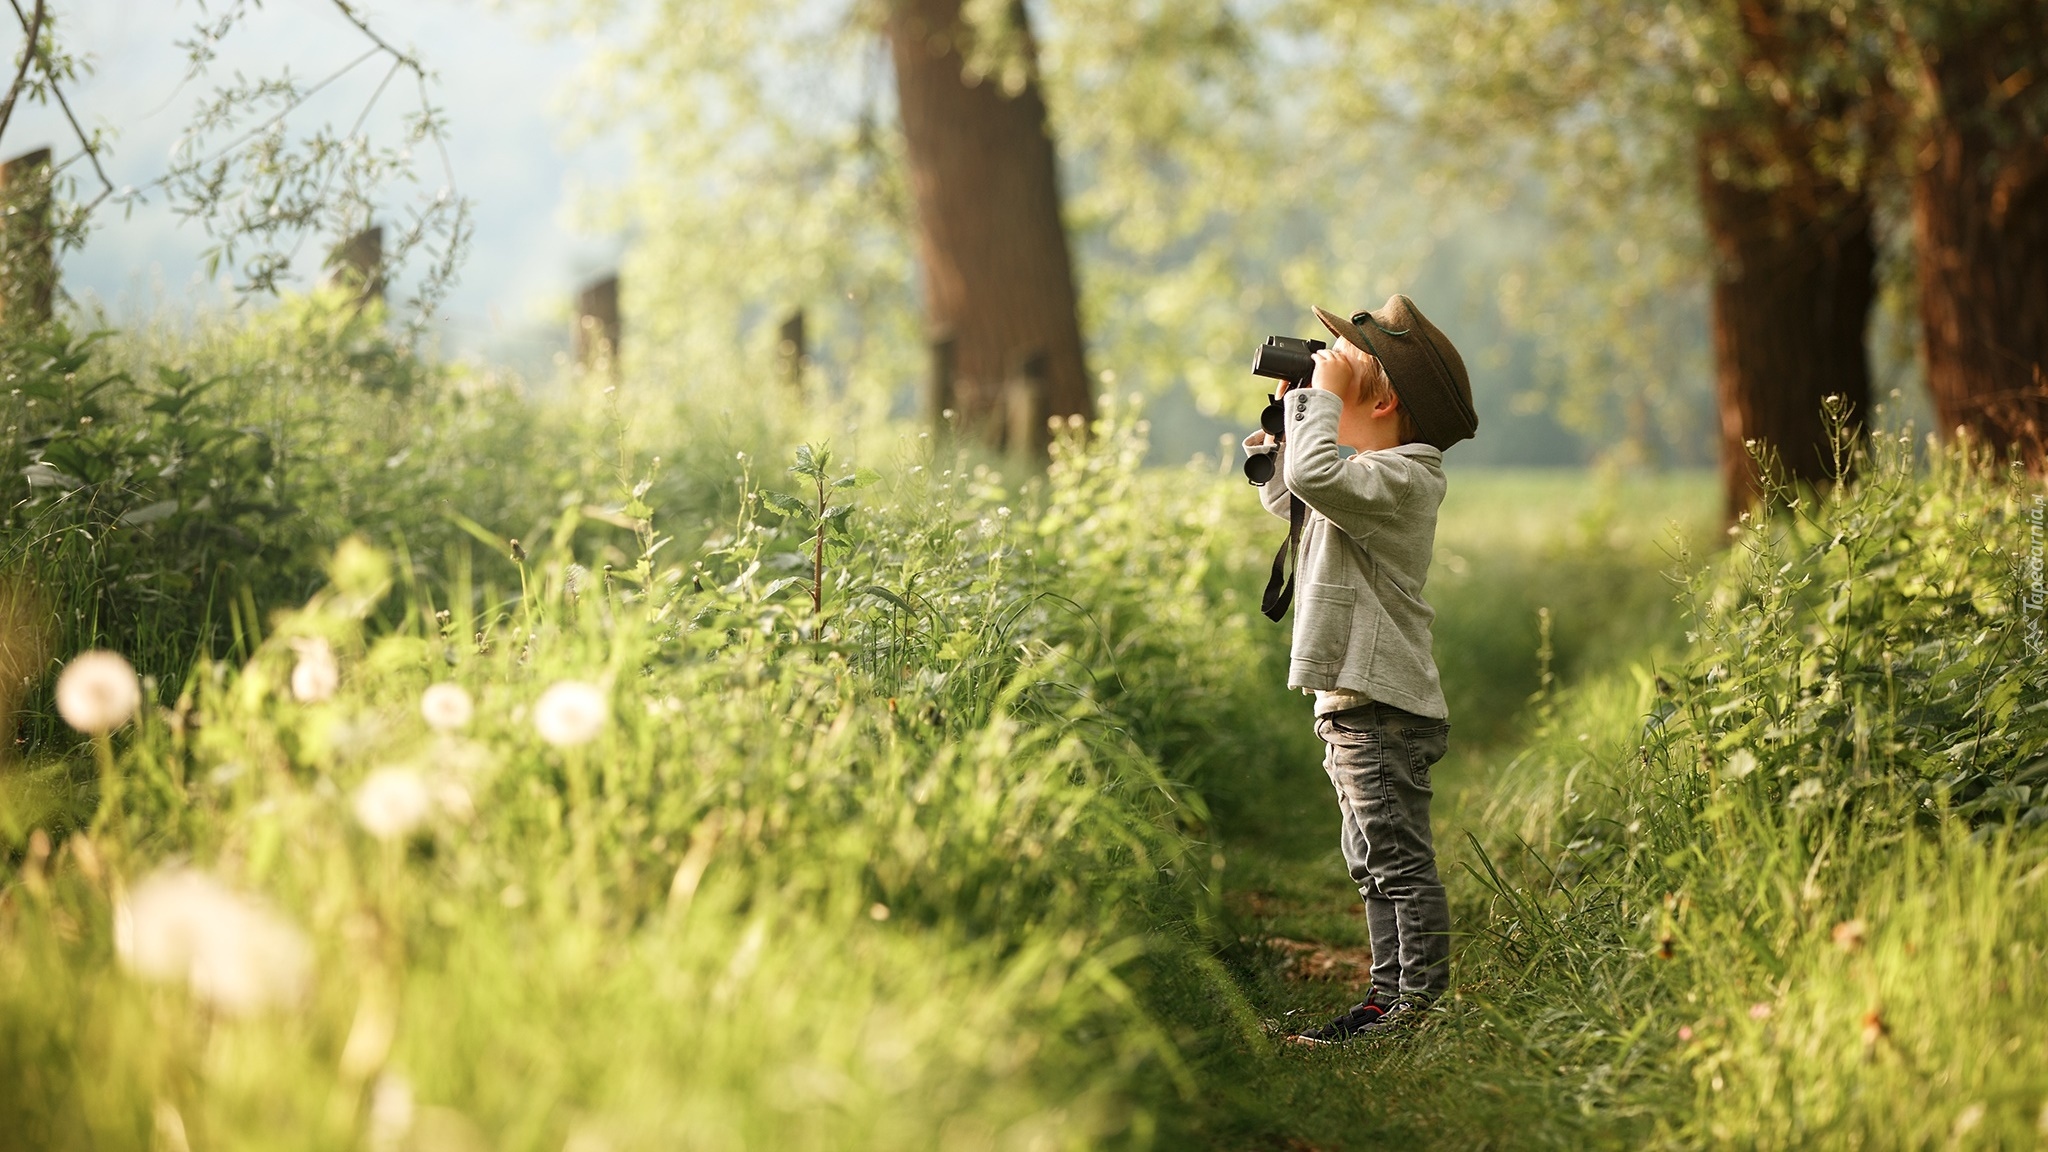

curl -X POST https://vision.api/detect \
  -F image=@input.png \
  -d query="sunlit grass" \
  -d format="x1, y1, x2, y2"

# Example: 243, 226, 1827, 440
4, 312, 2042, 1149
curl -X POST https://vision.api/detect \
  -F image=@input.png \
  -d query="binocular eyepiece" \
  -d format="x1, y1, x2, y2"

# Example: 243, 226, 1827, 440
1244, 335, 1326, 485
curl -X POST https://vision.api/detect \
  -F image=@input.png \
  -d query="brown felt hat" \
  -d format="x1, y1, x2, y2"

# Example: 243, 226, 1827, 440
1312, 296, 1477, 451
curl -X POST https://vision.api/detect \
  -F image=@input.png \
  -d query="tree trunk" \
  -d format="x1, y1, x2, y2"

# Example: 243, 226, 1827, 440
1698, 136, 1877, 521
886, 0, 1091, 456
1909, 7, 2048, 466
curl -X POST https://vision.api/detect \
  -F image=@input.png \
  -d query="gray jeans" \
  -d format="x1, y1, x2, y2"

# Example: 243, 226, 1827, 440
1315, 701, 1451, 999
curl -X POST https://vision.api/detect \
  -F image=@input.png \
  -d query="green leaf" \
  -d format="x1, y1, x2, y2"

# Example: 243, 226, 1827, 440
442, 511, 510, 553
760, 576, 807, 601
761, 490, 810, 517
833, 467, 882, 489
850, 585, 913, 613
118, 499, 181, 527
790, 442, 823, 479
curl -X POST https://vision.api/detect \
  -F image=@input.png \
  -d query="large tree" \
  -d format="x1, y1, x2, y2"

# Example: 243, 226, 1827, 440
885, 0, 1091, 452
1318, 0, 1891, 517
1696, 1, 1883, 512
581, 0, 1279, 437
1894, 0, 2048, 464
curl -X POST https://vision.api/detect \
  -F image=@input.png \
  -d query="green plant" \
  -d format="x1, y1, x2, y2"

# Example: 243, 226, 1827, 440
761, 443, 879, 616
1435, 419, 2048, 1144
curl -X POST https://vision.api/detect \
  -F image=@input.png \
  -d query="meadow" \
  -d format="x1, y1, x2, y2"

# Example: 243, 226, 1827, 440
2, 299, 2044, 1149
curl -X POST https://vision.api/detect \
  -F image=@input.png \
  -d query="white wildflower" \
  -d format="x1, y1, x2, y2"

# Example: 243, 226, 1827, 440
153, 1101, 191, 1152
533, 681, 608, 747
419, 682, 474, 732
55, 650, 141, 734
352, 768, 435, 841
433, 778, 474, 822
114, 868, 312, 1016
289, 637, 339, 703
367, 1073, 416, 1152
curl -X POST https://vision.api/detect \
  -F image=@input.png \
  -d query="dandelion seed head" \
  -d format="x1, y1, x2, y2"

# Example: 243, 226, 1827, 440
353, 768, 436, 841
368, 1073, 415, 1152
419, 682, 474, 732
289, 637, 339, 703
534, 680, 608, 747
56, 650, 142, 734
433, 779, 474, 822
115, 868, 311, 1016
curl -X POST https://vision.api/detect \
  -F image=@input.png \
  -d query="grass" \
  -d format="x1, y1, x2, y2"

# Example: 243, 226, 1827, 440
4, 305, 2045, 1148
1177, 428, 2048, 1149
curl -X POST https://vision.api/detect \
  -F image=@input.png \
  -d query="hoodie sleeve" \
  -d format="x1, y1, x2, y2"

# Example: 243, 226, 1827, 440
1279, 387, 1417, 542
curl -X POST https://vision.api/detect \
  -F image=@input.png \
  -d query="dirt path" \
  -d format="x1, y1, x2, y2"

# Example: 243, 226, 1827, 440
1162, 749, 1614, 1151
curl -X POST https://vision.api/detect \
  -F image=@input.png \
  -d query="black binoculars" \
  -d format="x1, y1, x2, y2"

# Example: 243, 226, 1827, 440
1244, 335, 1326, 484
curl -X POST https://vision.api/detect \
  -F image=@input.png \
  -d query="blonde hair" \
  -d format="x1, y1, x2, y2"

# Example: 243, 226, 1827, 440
1355, 352, 1421, 445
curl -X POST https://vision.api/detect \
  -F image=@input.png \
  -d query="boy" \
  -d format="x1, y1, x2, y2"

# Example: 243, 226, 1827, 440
1241, 296, 1478, 1043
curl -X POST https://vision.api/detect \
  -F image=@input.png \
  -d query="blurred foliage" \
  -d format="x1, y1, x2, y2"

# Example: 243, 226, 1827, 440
559, 0, 1733, 465
1307, 0, 2046, 463
0, 292, 777, 738
0, 389, 1324, 1148
0, 1, 472, 332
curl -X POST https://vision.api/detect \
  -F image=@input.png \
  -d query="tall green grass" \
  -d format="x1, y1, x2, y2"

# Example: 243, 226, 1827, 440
1447, 423, 2048, 1145
8, 300, 2045, 1148
0, 323, 1289, 1147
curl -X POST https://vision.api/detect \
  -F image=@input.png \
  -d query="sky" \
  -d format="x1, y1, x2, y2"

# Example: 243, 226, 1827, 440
3, 0, 628, 367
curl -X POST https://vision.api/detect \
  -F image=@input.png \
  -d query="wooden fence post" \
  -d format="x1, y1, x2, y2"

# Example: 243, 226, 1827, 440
576, 274, 620, 374
322, 225, 385, 310
1006, 348, 1047, 463
0, 148, 54, 328
777, 308, 806, 391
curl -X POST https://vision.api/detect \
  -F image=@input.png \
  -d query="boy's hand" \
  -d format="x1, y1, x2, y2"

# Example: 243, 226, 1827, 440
1310, 343, 1363, 400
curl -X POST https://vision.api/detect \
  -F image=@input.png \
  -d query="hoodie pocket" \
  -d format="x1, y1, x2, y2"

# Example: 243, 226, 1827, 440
1293, 582, 1356, 672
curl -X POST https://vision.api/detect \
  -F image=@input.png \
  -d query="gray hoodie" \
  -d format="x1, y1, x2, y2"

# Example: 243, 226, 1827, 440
1252, 386, 1449, 720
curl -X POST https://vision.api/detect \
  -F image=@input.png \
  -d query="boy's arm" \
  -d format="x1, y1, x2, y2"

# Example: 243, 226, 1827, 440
1280, 388, 1415, 540
1244, 430, 1295, 520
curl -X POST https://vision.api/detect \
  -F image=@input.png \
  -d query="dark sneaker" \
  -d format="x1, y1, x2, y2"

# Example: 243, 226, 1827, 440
1358, 994, 1438, 1035
1287, 993, 1394, 1045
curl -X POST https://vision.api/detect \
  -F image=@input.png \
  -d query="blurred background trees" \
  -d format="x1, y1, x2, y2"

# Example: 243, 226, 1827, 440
0, 0, 470, 334
1322, 0, 2046, 515
4, 0, 2044, 505
1901, 0, 2048, 463
886, 0, 1091, 453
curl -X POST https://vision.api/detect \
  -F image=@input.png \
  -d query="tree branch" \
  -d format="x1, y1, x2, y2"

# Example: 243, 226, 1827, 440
325, 0, 424, 75
4, 0, 113, 211
0, 0, 45, 144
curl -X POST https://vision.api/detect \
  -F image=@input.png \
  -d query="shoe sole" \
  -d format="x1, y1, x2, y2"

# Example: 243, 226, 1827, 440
1283, 1033, 1348, 1047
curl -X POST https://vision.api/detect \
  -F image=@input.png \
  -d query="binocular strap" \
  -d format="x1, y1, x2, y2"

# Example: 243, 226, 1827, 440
1261, 495, 1306, 622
